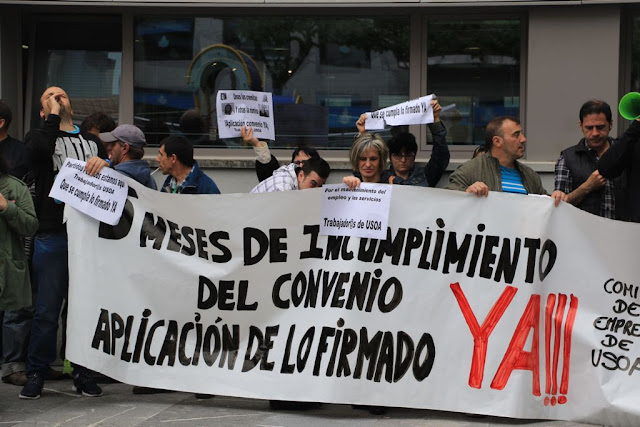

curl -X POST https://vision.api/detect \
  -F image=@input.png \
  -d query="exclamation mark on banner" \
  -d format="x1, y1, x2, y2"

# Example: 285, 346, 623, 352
544, 293, 578, 406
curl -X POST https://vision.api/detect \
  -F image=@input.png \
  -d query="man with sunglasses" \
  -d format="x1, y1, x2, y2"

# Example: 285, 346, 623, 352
554, 100, 627, 219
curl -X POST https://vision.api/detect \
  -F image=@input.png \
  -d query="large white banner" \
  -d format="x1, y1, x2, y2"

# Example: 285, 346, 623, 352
66, 180, 640, 426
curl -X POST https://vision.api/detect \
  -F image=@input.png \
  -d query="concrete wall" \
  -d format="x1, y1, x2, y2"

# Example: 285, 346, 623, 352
525, 5, 621, 162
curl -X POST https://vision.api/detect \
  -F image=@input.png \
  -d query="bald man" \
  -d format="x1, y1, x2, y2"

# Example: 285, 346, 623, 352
21, 86, 106, 400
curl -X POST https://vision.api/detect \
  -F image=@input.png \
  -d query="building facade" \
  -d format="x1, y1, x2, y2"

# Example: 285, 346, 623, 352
0, 1, 636, 192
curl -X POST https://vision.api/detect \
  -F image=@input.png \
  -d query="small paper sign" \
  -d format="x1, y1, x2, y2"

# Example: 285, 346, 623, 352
320, 183, 392, 239
49, 158, 128, 226
217, 90, 276, 140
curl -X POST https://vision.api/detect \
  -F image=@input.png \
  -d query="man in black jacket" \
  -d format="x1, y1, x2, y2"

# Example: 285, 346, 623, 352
554, 100, 626, 220
0, 100, 29, 180
599, 116, 640, 222
20, 87, 106, 400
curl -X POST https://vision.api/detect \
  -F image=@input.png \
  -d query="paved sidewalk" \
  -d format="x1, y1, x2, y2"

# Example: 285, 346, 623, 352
0, 379, 600, 427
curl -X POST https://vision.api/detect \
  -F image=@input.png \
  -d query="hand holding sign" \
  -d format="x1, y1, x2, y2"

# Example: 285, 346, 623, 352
216, 90, 276, 141
365, 94, 435, 130
49, 158, 128, 225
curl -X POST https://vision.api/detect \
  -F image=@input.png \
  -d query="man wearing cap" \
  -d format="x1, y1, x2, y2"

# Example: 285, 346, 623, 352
85, 124, 157, 189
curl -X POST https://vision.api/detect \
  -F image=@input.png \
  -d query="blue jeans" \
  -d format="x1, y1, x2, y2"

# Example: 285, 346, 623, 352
26, 231, 68, 376
1, 307, 33, 377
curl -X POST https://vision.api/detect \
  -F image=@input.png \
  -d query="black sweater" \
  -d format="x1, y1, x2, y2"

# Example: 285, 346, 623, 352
25, 114, 106, 232
599, 120, 640, 222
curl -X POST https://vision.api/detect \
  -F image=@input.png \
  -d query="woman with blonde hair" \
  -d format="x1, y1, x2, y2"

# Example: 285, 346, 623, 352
342, 132, 393, 189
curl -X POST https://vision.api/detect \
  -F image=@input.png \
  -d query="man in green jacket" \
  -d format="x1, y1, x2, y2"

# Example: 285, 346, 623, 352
0, 155, 38, 310
446, 116, 565, 205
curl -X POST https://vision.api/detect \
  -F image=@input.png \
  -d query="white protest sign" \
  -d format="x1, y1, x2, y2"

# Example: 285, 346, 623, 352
365, 94, 435, 130
217, 90, 275, 140
49, 158, 128, 226
320, 183, 392, 239
65, 183, 640, 426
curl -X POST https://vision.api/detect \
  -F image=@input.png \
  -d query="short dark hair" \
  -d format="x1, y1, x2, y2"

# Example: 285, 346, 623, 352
0, 99, 12, 131
161, 135, 194, 167
300, 156, 330, 179
485, 116, 520, 149
579, 100, 612, 123
126, 144, 145, 160
291, 145, 319, 162
80, 112, 116, 134
180, 109, 207, 135
387, 132, 417, 155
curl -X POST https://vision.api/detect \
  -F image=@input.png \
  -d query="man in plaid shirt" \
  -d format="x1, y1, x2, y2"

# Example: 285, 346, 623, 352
554, 100, 626, 220
251, 156, 330, 193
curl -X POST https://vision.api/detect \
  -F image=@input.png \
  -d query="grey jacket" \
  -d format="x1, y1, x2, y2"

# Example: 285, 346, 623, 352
446, 152, 547, 195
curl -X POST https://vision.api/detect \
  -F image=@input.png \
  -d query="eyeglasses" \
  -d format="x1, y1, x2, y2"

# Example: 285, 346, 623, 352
294, 160, 306, 166
391, 153, 416, 161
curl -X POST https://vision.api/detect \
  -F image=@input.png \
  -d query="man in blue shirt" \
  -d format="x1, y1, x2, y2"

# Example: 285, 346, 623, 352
446, 116, 565, 206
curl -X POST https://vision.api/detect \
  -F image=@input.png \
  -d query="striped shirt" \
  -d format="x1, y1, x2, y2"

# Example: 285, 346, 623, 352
500, 165, 527, 194
251, 163, 299, 193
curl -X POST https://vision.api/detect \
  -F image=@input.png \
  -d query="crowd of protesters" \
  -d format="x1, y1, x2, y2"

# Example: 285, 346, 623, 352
0, 86, 637, 410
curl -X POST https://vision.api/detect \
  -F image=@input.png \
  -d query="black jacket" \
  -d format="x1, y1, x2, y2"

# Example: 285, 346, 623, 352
562, 139, 627, 220
0, 135, 30, 180
599, 120, 640, 222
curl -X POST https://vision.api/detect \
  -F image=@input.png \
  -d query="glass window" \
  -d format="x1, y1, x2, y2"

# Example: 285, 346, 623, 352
29, 19, 122, 128
427, 19, 521, 145
630, 17, 640, 93
134, 16, 410, 148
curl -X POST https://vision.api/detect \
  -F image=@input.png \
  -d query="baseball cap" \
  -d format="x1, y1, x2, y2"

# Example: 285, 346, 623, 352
100, 124, 147, 148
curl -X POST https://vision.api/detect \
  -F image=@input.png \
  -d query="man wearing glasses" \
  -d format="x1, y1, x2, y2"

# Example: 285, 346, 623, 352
554, 100, 626, 219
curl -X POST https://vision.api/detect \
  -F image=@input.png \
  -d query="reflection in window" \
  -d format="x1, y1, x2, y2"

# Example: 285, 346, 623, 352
427, 19, 521, 145
631, 18, 640, 93
45, 51, 121, 122
29, 19, 122, 128
134, 17, 410, 148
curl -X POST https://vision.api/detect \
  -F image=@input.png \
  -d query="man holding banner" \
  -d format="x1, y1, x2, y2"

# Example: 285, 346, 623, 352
446, 116, 564, 205
20, 86, 105, 400
251, 156, 330, 193
554, 100, 625, 219
84, 124, 157, 190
